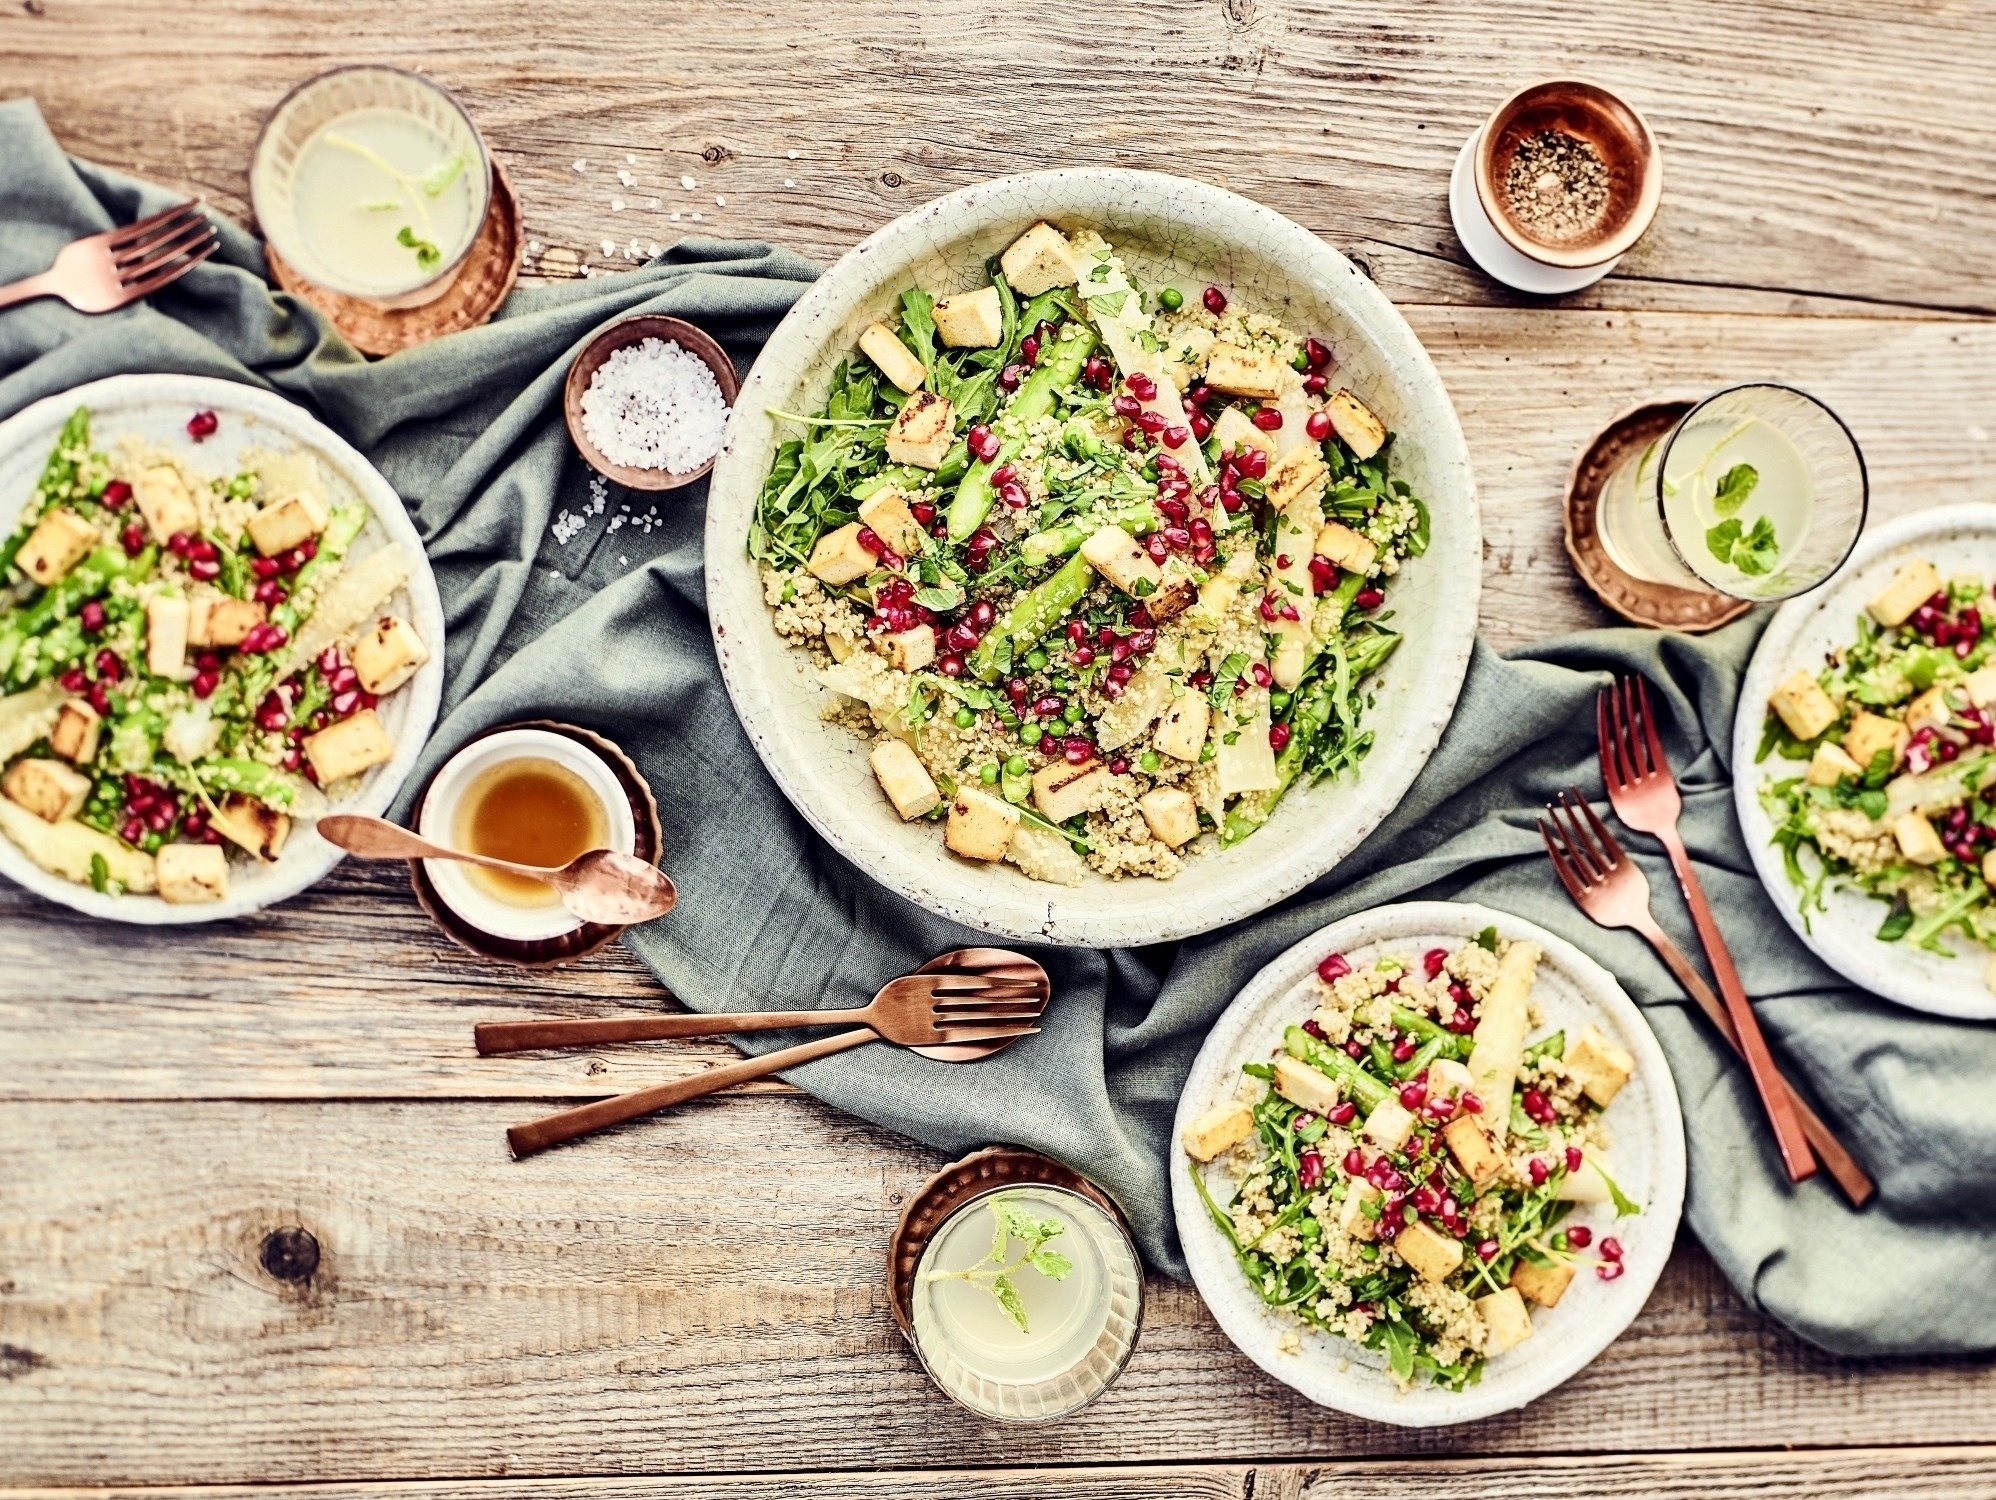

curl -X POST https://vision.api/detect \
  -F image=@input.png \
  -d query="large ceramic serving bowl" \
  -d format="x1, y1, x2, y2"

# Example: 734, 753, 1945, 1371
706, 170, 1480, 947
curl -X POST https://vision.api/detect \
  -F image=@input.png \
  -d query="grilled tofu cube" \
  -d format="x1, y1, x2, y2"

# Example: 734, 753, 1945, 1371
1963, 666, 1996, 709
351, 614, 431, 695
1181, 1100, 1255, 1162
1564, 1024, 1636, 1108
1362, 1096, 1417, 1152
1905, 686, 1953, 734
1443, 1115, 1507, 1187
15, 507, 98, 587
1476, 1286, 1535, 1356
1138, 785, 1200, 849
881, 624, 936, 673
1210, 404, 1277, 460
302, 708, 394, 785
1805, 742, 1864, 787
1314, 520, 1379, 577
48, 699, 102, 765
1843, 710, 1909, 774
1395, 1220, 1465, 1284
944, 784, 1019, 861
1511, 1255, 1576, 1309
1154, 689, 1211, 762
145, 594, 190, 679
1032, 758, 1108, 824
1338, 1177, 1382, 1241
187, 595, 267, 650
857, 321, 927, 395
1264, 447, 1327, 512
933, 285, 1004, 348
1146, 558, 1200, 622
1427, 1057, 1475, 1099
209, 792, 291, 862
884, 391, 954, 470
1203, 342, 1286, 400
805, 523, 875, 587
1983, 847, 1996, 886
134, 464, 200, 543
1893, 810, 1947, 867
857, 487, 927, 557
244, 490, 329, 559
1868, 559, 1943, 628
1327, 389, 1386, 460
1770, 670, 1839, 742
156, 842, 229, 904
1080, 524, 1163, 597
1272, 1054, 1343, 1116
870, 738, 941, 821
2, 756, 91, 823
998, 221, 1077, 296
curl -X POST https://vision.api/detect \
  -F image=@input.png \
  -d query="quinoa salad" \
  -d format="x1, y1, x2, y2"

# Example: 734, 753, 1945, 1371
1760, 555, 1996, 984
749, 220, 1429, 885
0, 405, 430, 905
1181, 930, 1641, 1390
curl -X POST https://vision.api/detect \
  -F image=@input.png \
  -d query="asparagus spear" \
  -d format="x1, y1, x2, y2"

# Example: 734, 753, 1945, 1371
967, 553, 1092, 683
946, 326, 1098, 541
1283, 1024, 1389, 1111
1019, 501, 1158, 566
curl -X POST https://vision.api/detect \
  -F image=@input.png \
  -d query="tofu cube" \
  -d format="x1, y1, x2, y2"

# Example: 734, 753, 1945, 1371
1427, 1058, 1475, 1100
1146, 559, 1200, 623
1394, 1220, 1465, 1284
1963, 666, 1996, 709
1181, 1100, 1255, 1162
857, 321, 928, 395
350, 615, 431, 695
1154, 689, 1211, 762
1327, 389, 1387, 460
1202, 342, 1286, 401
1264, 447, 1327, 512
884, 391, 954, 471
998, 221, 1077, 297
133, 465, 201, 544
156, 841, 230, 904
1210, 405, 1277, 460
1031, 758, 1108, 825
1564, 1024, 1636, 1108
881, 625, 936, 673
805, 523, 875, 587
188, 595, 267, 650
1867, 559, 1944, 628
145, 594, 191, 679
244, 491, 329, 559
857, 487, 928, 558
1906, 686, 1954, 734
1805, 742, 1863, 787
1443, 1115, 1507, 1187
1314, 520, 1379, 577
210, 792, 291, 862
1843, 710, 1909, 774
302, 708, 394, 785
944, 784, 1019, 861
1271, 1054, 1343, 1117
1138, 785, 1201, 849
1769, 670, 1839, 742
1361, 1096, 1417, 1152
48, 700, 102, 764
1893, 810, 1947, 867
869, 738, 941, 821
2, 756, 91, 823
1079, 524, 1163, 597
1510, 1256, 1576, 1309
15, 507, 99, 587
1338, 1177, 1382, 1241
1475, 1286, 1535, 1358
932, 285, 1004, 348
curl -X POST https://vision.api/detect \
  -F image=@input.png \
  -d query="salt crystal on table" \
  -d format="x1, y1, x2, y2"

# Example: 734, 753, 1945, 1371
680, 174, 697, 190
611, 198, 625, 212
787, 149, 799, 159
579, 337, 730, 475
690, 212, 703, 221
783, 179, 795, 188
618, 169, 636, 187
601, 239, 617, 255
715, 195, 727, 206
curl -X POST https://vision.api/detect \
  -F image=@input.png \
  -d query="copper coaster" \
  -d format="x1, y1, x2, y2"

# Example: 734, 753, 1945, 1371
266, 157, 524, 358
1565, 400, 1752, 633
408, 719, 663, 968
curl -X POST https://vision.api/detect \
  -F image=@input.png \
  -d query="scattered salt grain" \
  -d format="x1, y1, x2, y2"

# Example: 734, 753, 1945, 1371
680, 173, 698, 190
610, 198, 626, 212
715, 195, 726, 206
600, 239, 617, 256
649, 242, 663, 257
573, 159, 588, 173
618, 169, 636, 187
783, 179, 795, 188
690, 211, 703, 221
626, 153, 637, 164
580, 337, 730, 475
786, 149, 799, 159
670, 211, 682, 221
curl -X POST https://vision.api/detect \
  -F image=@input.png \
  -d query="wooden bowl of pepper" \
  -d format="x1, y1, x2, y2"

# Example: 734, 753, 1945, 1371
1473, 79, 1662, 270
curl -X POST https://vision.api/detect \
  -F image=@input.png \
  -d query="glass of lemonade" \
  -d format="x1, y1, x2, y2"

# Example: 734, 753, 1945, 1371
1595, 383, 1867, 602
252, 66, 490, 307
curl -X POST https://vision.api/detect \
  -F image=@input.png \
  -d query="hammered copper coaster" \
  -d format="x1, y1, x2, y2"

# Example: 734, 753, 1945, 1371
1565, 400, 1751, 633
408, 719, 663, 968
266, 157, 523, 357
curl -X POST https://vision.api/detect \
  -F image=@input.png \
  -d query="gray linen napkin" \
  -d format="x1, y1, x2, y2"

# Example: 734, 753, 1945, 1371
4, 98, 1991, 1359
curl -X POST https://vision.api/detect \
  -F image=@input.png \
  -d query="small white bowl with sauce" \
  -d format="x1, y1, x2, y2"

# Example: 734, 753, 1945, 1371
417, 728, 635, 943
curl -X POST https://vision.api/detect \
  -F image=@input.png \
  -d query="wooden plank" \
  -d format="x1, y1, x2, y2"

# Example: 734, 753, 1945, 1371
1, 0, 1993, 316
2, 1095, 1994, 1485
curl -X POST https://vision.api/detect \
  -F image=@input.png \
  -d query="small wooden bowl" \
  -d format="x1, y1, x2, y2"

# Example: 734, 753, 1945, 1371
563, 314, 740, 491
1475, 78, 1662, 270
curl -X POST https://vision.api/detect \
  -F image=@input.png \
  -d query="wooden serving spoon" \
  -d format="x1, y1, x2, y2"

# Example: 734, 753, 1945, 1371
318, 812, 677, 926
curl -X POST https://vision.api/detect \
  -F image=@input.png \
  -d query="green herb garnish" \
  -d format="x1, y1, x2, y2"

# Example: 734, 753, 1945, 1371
1711, 462, 1759, 517
396, 225, 443, 272
924, 1194, 1074, 1332
1706, 514, 1780, 576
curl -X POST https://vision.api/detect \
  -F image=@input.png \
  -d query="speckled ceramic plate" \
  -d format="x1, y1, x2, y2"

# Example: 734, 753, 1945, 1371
1734, 503, 1996, 1021
705, 170, 1481, 948
0, 374, 445, 924
1171, 901, 1684, 1427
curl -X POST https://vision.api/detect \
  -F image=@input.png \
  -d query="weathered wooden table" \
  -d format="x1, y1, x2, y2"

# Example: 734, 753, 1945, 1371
5, 2, 1995, 1494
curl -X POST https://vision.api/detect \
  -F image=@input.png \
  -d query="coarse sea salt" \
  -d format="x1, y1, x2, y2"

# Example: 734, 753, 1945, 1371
580, 337, 729, 475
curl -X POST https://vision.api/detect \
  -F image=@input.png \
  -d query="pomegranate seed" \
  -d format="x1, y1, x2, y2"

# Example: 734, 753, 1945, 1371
1031, 695, 1065, 718
192, 670, 219, 699
1145, 535, 1168, 563
120, 816, 145, 844
1317, 952, 1350, 983
968, 600, 996, 630
121, 522, 147, 556
279, 747, 301, 771
1412, 1185, 1441, 1215
1065, 620, 1087, 646
79, 599, 106, 633
1082, 356, 1110, 388
909, 500, 938, 525
1107, 663, 1133, 684
1189, 517, 1214, 545
186, 409, 218, 440
997, 481, 1028, 510
1601, 1236, 1624, 1261
1305, 410, 1333, 442
1006, 678, 1030, 702
1268, 722, 1291, 752
1305, 336, 1332, 369
1129, 628, 1155, 653
1565, 1145, 1585, 1173
1135, 409, 1167, 435
1522, 1088, 1554, 1124
1344, 1039, 1365, 1059
1112, 393, 1142, 418
966, 424, 1000, 462
1302, 1017, 1326, 1040
167, 531, 194, 559
1425, 1095, 1457, 1121
58, 668, 87, 693
1528, 1157, 1550, 1185
189, 558, 221, 581
944, 622, 979, 652
1202, 285, 1227, 314
1354, 588, 1385, 610
1343, 1147, 1365, 1176
1189, 412, 1214, 441
1019, 334, 1040, 365
1327, 1100, 1357, 1126
1566, 1225, 1593, 1249
1421, 948, 1448, 979
1460, 1091, 1484, 1114
1445, 1008, 1477, 1034
99, 478, 133, 509
1250, 406, 1283, 432
938, 654, 965, 678
95, 649, 123, 680
1156, 496, 1189, 523
1185, 382, 1213, 407
998, 364, 1024, 392
1239, 447, 1267, 479
1109, 756, 1129, 776
330, 689, 360, 716
1597, 1261, 1626, 1281
1293, 1148, 1325, 1190
1160, 424, 1189, 449
1390, 1036, 1417, 1063
1476, 1239, 1500, 1262
1250, 661, 1272, 687
1398, 1082, 1427, 1111
855, 527, 885, 557
1072, 645, 1095, 666
189, 538, 218, 563
1063, 740, 1093, 766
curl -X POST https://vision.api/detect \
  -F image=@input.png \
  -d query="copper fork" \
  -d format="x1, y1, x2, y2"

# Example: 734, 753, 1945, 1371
0, 201, 218, 315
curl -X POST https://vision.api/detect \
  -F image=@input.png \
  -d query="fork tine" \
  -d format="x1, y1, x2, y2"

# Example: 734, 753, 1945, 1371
109, 207, 208, 266
1635, 675, 1669, 781
117, 220, 216, 281
1569, 788, 1627, 868
1538, 818, 1589, 900
106, 199, 205, 252
932, 1023, 1041, 1045
932, 995, 1046, 1012
1546, 797, 1600, 882
931, 1011, 1045, 1030
118, 237, 217, 301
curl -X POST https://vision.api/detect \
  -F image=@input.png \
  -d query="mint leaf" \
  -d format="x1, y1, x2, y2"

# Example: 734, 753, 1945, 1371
1735, 515, 1780, 576
1705, 517, 1743, 565
420, 152, 469, 197
1712, 462, 1759, 516
1027, 1245, 1073, 1281
991, 1272, 1029, 1331
395, 225, 442, 271
1209, 651, 1250, 709
911, 584, 962, 612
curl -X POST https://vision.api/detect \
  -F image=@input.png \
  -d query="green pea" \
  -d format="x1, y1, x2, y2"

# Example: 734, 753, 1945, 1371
1025, 648, 1049, 672
1270, 689, 1292, 716
1069, 839, 1089, 856
1062, 701, 1085, 725
980, 762, 1000, 784
1005, 754, 1029, 776
1158, 286, 1184, 311
1021, 723, 1044, 745
1139, 750, 1161, 773
953, 707, 976, 729
1290, 347, 1310, 371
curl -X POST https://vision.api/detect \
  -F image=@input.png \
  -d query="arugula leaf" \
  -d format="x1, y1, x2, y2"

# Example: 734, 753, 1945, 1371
1474, 924, 1499, 953
898, 287, 938, 372
1592, 1159, 1642, 1219
1876, 894, 1914, 942
1712, 462, 1759, 517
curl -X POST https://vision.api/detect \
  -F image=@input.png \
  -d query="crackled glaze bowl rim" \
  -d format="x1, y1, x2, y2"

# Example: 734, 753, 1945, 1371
705, 169, 1481, 948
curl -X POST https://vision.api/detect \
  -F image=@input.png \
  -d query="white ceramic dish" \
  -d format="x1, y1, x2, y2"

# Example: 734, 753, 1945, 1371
416, 726, 636, 943
1171, 901, 1684, 1427
0, 373, 445, 924
706, 169, 1481, 948
1733, 502, 1996, 1021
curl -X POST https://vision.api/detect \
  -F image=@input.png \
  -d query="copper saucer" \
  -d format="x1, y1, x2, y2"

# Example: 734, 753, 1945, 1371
407, 719, 663, 967
266, 156, 524, 358
1564, 400, 1751, 633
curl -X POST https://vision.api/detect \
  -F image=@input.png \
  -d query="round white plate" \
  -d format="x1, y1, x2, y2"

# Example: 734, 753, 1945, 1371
707, 169, 1480, 948
1171, 901, 1684, 1427
0, 373, 445, 924
1733, 502, 1996, 1020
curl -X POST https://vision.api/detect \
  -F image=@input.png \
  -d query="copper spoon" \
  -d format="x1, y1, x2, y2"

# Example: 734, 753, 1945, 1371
317, 812, 677, 926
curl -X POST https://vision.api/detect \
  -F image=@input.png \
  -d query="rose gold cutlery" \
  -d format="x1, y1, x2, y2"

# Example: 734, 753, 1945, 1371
498, 948, 1049, 1158
0, 201, 218, 316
